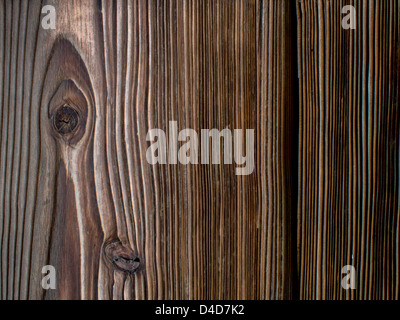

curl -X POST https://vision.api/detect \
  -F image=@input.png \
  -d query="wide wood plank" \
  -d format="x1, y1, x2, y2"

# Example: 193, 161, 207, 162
0, 0, 297, 300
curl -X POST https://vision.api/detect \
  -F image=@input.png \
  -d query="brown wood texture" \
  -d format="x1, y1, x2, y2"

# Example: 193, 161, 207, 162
0, 0, 399, 300
297, 0, 400, 299
0, 0, 296, 300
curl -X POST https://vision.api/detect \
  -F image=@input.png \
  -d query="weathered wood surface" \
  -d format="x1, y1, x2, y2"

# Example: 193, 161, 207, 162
0, 0, 296, 300
0, 0, 399, 300
297, 0, 400, 299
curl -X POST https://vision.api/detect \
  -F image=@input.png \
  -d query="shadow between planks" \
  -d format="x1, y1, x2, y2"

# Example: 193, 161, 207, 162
0, 0, 399, 300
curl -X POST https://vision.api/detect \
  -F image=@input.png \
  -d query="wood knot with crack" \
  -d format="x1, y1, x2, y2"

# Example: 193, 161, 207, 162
104, 241, 141, 274
53, 105, 79, 135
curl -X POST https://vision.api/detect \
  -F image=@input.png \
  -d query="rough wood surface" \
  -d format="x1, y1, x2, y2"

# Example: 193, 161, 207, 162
0, 0, 296, 300
297, 0, 400, 299
0, 0, 399, 300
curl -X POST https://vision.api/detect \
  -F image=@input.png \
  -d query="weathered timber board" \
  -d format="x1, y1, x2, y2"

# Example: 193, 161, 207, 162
0, 0, 399, 300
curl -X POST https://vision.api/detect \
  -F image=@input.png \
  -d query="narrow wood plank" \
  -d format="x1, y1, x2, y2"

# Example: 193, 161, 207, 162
297, 0, 400, 300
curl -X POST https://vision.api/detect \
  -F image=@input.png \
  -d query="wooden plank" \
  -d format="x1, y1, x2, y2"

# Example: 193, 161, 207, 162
0, 0, 297, 300
297, 0, 400, 299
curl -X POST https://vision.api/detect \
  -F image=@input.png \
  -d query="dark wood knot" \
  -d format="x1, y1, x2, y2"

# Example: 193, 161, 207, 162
53, 105, 79, 135
105, 242, 140, 274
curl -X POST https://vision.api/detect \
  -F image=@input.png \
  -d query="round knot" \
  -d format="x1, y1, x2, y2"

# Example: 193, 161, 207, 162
53, 106, 79, 135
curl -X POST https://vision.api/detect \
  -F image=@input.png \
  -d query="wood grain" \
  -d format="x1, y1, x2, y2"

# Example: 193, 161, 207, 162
297, 0, 400, 299
0, 0, 296, 300
0, 0, 399, 300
